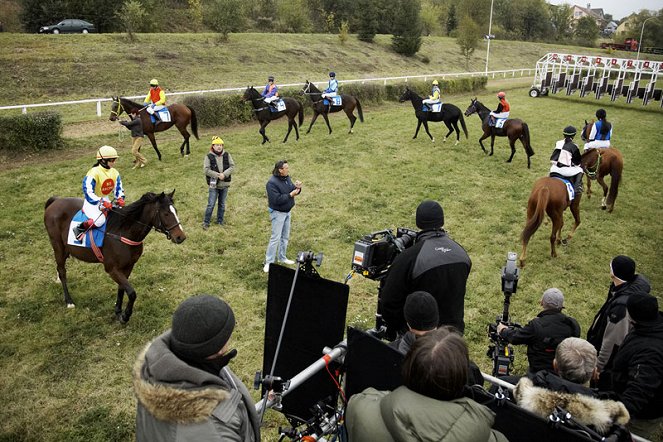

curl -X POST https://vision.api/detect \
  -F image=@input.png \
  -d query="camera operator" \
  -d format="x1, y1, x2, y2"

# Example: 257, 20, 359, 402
381, 200, 471, 336
496, 288, 580, 374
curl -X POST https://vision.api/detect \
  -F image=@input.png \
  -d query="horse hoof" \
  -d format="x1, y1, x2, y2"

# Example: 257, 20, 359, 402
560, 239, 568, 246
67, 303, 75, 309
117, 313, 129, 324
602, 206, 607, 210
431, 138, 435, 143
519, 260, 525, 268
454, 141, 459, 146
443, 137, 447, 143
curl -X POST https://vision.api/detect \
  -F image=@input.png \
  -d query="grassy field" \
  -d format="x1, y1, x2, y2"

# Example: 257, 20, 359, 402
1, 33, 662, 441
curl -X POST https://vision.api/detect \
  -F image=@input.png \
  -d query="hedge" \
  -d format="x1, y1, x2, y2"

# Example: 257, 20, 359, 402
0, 112, 63, 151
183, 77, 486, 128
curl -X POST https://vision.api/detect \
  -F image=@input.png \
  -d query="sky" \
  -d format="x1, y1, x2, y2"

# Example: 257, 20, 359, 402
546, 0, 661, 20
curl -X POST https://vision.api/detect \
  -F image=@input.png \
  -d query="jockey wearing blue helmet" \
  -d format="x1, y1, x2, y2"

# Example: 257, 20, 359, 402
322, 72, 338, 99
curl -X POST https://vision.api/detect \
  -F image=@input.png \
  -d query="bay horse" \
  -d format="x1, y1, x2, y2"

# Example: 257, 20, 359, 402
44, 191, 186, 323
398, 87, 468, 144
109, 97, 199, 160
464, 98, 534, 169
300, 80, 364, 134
520, 177, 581, 267
242, 86, 304, 144
580, 120, 623, 212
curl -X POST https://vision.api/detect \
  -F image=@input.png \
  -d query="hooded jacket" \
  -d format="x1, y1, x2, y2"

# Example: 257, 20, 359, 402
346, 386, 507, 442
514, 377, 629, 435
133, 331, 260, 442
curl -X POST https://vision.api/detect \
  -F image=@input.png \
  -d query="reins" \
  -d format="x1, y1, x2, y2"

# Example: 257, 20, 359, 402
583, 151, 602, 179
105, 203, 181, 243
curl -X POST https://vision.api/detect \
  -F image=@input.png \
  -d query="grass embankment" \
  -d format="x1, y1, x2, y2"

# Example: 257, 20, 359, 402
1, 81, 662, 440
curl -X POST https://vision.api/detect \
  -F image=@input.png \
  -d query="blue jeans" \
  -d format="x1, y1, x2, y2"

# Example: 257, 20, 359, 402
204, 186, 228, 225
265, 209, 291, 264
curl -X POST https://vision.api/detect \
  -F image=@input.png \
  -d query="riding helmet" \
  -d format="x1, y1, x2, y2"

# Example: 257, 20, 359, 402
329, 72, 336, 77
97, 145, 119, 160
497, 91, 506, 98
150, 79, 159, 86
563, 126, 577, 137
432, 80, 439, 85
595, 108, 607, 119
211, 136, 224, 145
268, 76, 274, 82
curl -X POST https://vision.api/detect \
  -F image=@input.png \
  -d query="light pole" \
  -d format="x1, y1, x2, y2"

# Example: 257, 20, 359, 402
485, 0, 495, 74
636, 16, 655, 61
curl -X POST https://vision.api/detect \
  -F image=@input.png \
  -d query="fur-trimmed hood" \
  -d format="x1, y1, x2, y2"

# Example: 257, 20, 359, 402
514, 377, 629, 434
132, 332, 231, 424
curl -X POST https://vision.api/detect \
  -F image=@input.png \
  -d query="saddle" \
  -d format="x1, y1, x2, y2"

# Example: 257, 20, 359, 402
323, 96, 342, 106
269, 99, 286, 112
68, 210, 107, 248
422, 103, 443, 113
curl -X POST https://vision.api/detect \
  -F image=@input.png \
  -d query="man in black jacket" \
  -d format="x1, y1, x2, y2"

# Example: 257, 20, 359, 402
497, 288, 580, 373
381, 200, 471, 337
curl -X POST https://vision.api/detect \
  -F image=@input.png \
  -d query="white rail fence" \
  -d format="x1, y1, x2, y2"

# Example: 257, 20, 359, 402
0, 68, 535, 117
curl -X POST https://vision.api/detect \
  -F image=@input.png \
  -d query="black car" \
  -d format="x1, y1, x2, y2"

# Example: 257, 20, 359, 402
39, 19, 96, 34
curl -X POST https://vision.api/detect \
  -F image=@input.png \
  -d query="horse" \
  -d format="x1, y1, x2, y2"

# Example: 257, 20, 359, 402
44, 191, 186, 323
300, 80, 364, 134
519, 177, 581, 268
464, 98, 535, 169
109, 97, 199, 161
580, 120, 623, 212
242, 86, 304, 144
398, 87, 468, 144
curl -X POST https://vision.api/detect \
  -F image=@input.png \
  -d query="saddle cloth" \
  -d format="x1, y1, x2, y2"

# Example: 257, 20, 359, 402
552, 177, 575, 201
323, 96, 342, 106
270, 99, 287, 112
422, 103, 443, 112
67, 210, 106, 248
495, 118, 507, 128
150, 108, 171, 123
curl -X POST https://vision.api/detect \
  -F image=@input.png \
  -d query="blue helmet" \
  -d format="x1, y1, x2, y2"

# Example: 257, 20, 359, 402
329, 72, 336, 78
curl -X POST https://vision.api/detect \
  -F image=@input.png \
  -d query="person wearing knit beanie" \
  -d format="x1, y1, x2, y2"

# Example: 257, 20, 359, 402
416, 200, 445, 230
627, 293, 660, 324
404, 291, 440, 331
610, 255, 636, 283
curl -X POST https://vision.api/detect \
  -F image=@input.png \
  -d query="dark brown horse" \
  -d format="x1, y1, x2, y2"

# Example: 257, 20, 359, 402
109, 97, 199, 160
398, 87, 468, 144
520, 177, 581, 267
580, 120, 623, 212
44, 191, 186, 323
300, 80, 364, 134
464, 98, 535, 169
242, 86, 304, 144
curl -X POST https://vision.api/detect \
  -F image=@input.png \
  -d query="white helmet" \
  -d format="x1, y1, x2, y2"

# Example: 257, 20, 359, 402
97, 145, 118, 160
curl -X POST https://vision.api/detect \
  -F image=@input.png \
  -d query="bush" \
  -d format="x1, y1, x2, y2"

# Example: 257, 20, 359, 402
0, 112, 63, 151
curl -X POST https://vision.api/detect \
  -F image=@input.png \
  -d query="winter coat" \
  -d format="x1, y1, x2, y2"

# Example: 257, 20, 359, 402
133, 331, 260, 442
204, 150, 234, 189
346, 386, 508, 442
266, 174, 297, 213
381, 230, 471, 335
610, 313, 663, 419
514, 377, 629, 435
529, 369, 598, 397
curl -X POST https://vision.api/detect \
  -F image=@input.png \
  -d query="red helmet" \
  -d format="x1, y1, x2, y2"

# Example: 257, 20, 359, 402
497, 91, 506, 99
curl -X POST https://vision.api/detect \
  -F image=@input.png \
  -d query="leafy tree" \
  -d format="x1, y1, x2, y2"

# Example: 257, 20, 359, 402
456, 15, 481, 70
188, 0, 203, 31
625, 10, 663, 48
391, 0, 423, 56
356, 0, 379, 42
548, 3, 573, 41
446, 3, 457, 35
458, 0, 489, 29
117, 0, 147, 41
420, 2, 442, 36
517, 0, 550, 41
338, 19, 349, 44
574, 15, 599, 47
204, 0, 247, 41
20, 0, 120, 33
276, 0, 311, 33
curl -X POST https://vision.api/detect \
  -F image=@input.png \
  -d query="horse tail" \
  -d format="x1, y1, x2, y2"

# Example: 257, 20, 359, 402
522, 122, 534, 157
606, 153, 623, 209
45, 196, 58, 209
298, 103, 304, 127
188, 106, 199, 140
459, 112, 468, 138
356, 98, 364, 123
522, 186, 549, 245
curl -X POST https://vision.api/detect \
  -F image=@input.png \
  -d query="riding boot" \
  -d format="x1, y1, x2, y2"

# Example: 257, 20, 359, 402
74, 218, 94, 241
153, 115, 161, 129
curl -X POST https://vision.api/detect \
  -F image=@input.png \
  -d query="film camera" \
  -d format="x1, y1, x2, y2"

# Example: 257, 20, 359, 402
487, 252, 521, 377
351, 228, 418, 280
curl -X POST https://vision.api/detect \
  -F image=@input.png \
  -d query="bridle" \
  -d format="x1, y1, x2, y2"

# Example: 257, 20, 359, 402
109, 98, 126, 119
106, 201, 182, 243
151, 206, 182, 241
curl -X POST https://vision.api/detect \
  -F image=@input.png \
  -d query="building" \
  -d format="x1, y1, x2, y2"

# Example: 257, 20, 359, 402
571, 3, 606, 27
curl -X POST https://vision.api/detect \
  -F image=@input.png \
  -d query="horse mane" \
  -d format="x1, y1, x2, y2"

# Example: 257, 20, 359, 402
307, 81, 322, 94
121, 97, 144, 110
473, 99, 489, 113
107, 192, 162, 230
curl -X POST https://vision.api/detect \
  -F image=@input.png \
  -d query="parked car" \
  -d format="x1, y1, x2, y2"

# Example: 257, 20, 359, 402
39, 19, 96, 34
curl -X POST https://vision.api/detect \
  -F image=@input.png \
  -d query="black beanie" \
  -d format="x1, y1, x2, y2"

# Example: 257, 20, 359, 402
404, 291, 439, 331
171, 295, 236, 361
610, 255, 636, 282
627, 293, 659, 324
416, 200, 445, 230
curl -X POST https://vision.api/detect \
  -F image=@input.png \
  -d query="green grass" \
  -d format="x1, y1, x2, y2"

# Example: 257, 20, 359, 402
1, 32, 663, 441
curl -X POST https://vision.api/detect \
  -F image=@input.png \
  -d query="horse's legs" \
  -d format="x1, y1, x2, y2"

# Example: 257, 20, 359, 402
293, 116, 300, 141
423, 121, 434, 142
345, 109, 357, 134
597, 175, 609, 209
452, 121, 461, 145
550, 210, 564, 258
585, 175, 593, 199
506, 138, 517, 163
260, 121, 270, 144
306, 112, 320, 134
175, 124, 191, 157
283, 118, 294, 143
146, 133, 162, 161
478, 133, 490, 154
566, 196, 582, 241
443, 121, 453, 143
108, 266, 135, 323
322, 113, 332, 134
114, 287, 125, 318
55, 244, 75, 307
490, 135, 496, 156
413, 120, 422, 139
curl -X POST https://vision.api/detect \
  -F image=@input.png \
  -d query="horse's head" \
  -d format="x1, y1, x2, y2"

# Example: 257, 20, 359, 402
464, 98, 478, 116
153, 190, 186, 244
300, 81, 311, 95
109, 96, 124, 121
581, 119, 593, 142
242, 86, 258, 102
398, 87, 412, 103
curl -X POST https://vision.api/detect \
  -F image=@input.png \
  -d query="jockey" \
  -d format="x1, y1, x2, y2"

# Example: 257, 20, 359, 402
261, 75, 279, 105
321, 72, 338, 99
550, 126, 584, 196
422, 80, 441, 109
144, 79, 167, 127
489, 91, 510, 126
583, 108, 612, 151
74, 145, 125, 240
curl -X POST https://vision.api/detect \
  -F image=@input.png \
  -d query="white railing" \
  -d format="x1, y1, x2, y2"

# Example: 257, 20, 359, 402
0, 68, 535, 117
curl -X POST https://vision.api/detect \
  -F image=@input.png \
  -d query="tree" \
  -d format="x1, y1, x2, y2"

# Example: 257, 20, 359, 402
356, 0, 379, 42
276, 0, 311, 33
338, 19, 349, 44
574, 15, 599, 47
456, 15, 481, 70
549, 3, 573, 41
117, 0, 147, 41
204, 0, 247, 41
391, 0, 423, 56
517, 0, 551, 41
420, 2, 442, 36
446, 3, 457, 36
188, 0, 203, 31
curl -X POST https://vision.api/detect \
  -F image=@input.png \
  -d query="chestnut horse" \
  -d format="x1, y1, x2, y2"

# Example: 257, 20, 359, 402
242, 86, 304, 144
520, 177, 581, 267
300, 80, 364, 134
398, 87, 468, 144
110, 97, 199, 160
44, 191, 186, 323
580, 120, 623, 212
464, 98, 534, 169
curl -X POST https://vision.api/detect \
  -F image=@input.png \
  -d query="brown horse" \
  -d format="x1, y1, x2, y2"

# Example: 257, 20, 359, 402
109, 97, 199, 161
580, 120, 623, 212
464, 98, 535, 169
242, 86, 304, 144
44, 191, 186, 323
300, 80, 364, 134
520, 177, 581, 267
